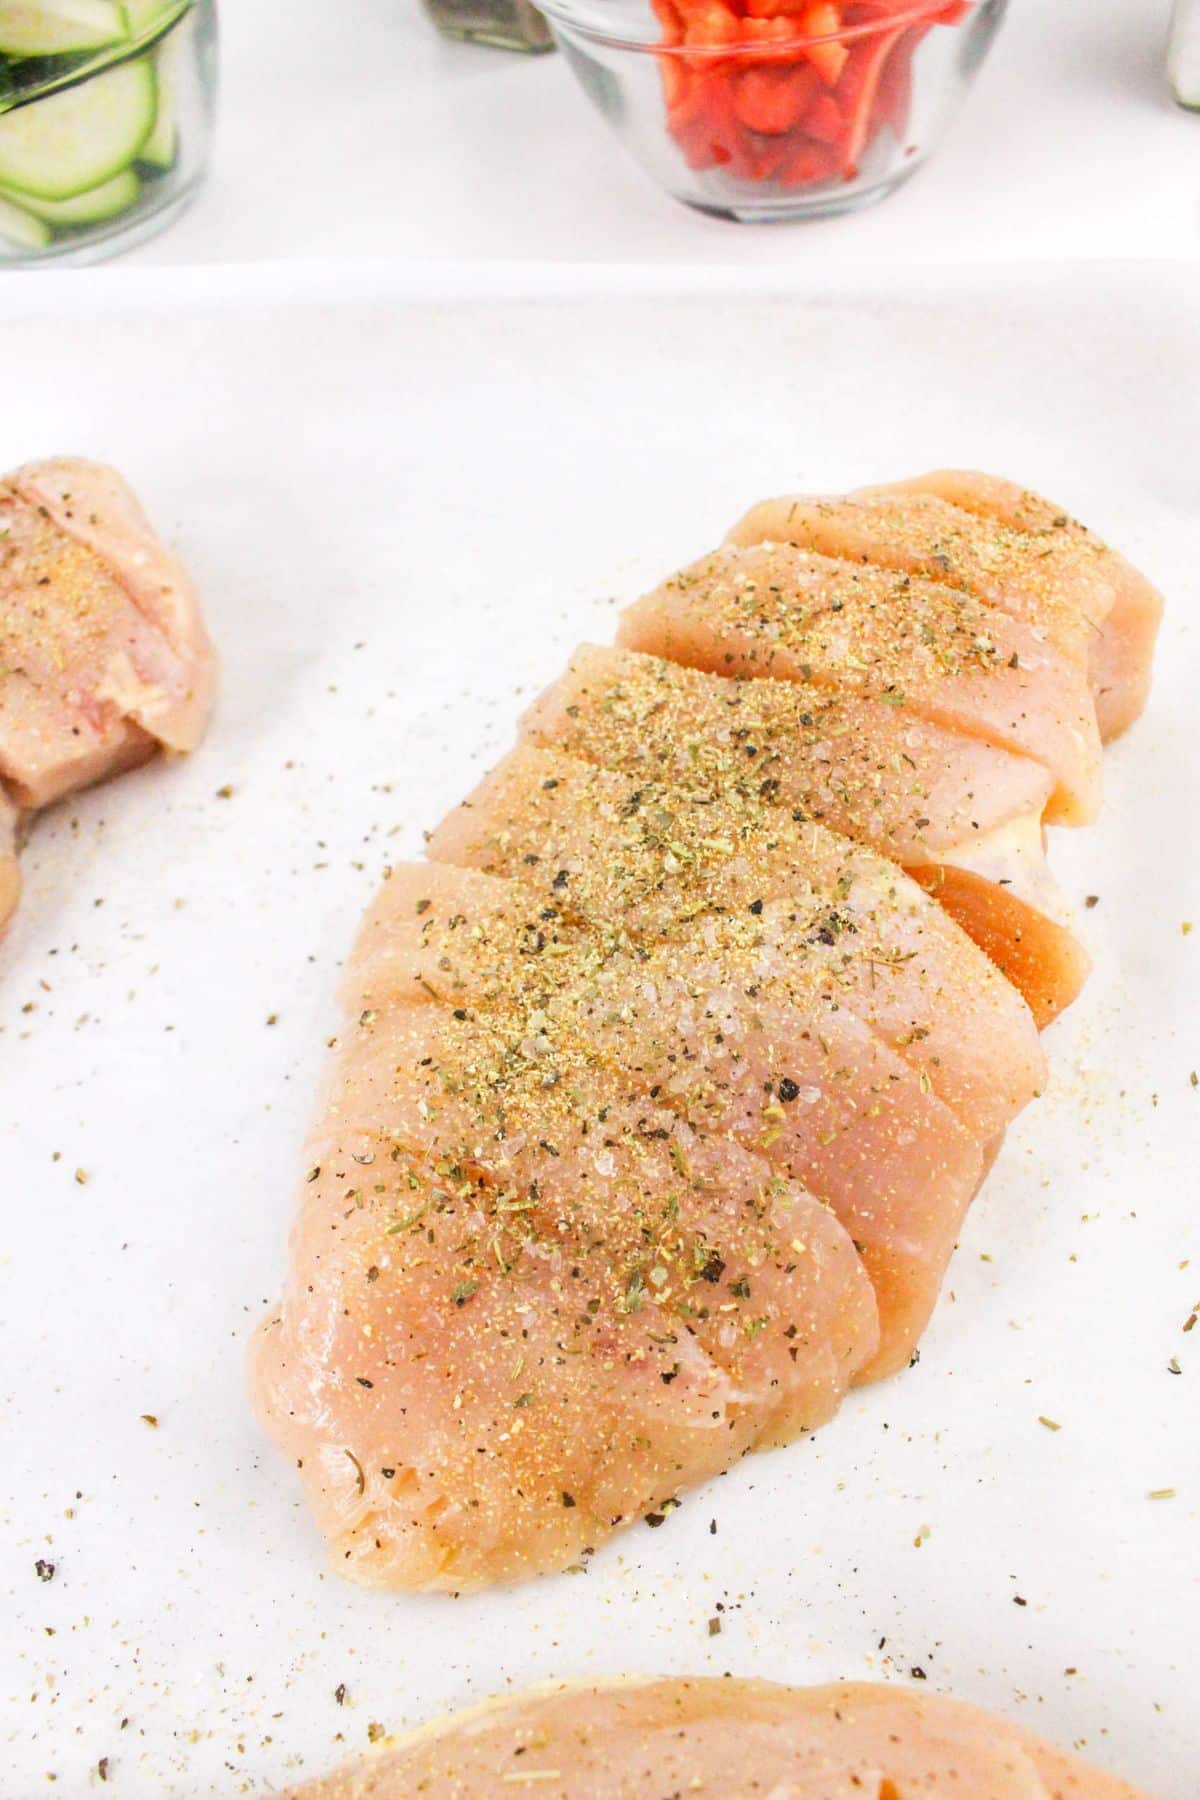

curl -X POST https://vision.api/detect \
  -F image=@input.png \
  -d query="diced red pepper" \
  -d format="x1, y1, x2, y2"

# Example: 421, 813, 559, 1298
805, 91, 844, 143
802, 1, 851, 88
733, 63, 819, 133
654, 0, 964, 191
780, 139, 840, 185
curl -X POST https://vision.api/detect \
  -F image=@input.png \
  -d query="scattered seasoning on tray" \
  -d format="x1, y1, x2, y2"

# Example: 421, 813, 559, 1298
34, 1559, 55, 1582
140, 1414, 158, 1428
1147, 1487, 1176, 1501
367, 1722, 386, 1744
1037, 1415, 1061, 1432
334, 1684, 348, 1706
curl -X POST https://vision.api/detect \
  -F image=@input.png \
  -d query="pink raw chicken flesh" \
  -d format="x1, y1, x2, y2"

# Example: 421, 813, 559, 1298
252, 750, 1045, 1588
519, 642, 1088, 1027
425, 747, 1046, 1145
726, 468, 1163, 746
618, 541, 1101, 827
250, 998, 879, 1589
345, 859, 984, 1381
275, 1677, 1152, 1798
0, 457, 215, 935
253, 472, 1158, 1594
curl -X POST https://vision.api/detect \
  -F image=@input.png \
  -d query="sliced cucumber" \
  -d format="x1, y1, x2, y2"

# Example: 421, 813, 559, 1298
0, 52, 153, 197
137, 16, 177, 166
0, 186, 49, 245
1169, 0, 1200, 109
0, 1, 129, 57
123, 0, 178, 31
2, 161, 137, 219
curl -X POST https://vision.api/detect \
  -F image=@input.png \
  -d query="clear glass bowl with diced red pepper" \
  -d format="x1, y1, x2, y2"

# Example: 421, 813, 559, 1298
539, 0, 1006, 220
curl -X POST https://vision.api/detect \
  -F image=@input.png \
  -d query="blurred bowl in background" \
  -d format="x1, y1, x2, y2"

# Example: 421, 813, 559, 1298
537, 0, 1007, 222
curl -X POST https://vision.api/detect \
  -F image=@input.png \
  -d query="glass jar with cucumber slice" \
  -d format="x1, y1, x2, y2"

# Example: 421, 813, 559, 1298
0, 0, 216, 263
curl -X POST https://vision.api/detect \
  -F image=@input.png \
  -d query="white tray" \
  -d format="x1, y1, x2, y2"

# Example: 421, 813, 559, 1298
1, 262, 1197, 1798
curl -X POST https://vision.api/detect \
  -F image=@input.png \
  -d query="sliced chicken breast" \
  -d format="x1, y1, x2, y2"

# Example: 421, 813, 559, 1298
250, 994, 878, 1589
871, 470, 1164, 742
347, 860, 985, 1379
275, 1676, 1151, 1799
426, 747, 1047, 1143
618, 543, 1101, 826
520, 643, 1087, 1025
0, 457, 215, 937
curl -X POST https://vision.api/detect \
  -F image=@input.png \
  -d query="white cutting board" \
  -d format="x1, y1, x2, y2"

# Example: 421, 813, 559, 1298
0, 263, 1196, 1799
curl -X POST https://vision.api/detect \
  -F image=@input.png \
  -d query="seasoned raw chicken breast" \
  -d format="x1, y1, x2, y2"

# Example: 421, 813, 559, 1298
0, 457, 215, 935
275, 1677, 1152, 1798
618, 543, 1101, 826
520, 644, 1087, 1026
427, 748, 1046, 1142
250, 1007, 879, 1588
869, 471, 1164, 743
346, 861, 983, 1378
254, 474, 1158, 1595
726, 470, 1163, 745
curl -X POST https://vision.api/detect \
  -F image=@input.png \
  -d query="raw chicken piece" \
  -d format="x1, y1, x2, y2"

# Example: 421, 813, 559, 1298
869, 471, 1164, 743
250, 992, 878, 1589
426, 747, 1046, 1144
0, 457, 215, 934
727, 489, 1110, 681
520, 643, 1088, 1026
346, 860, 984, 1378
618, 542, 1101, 826
275, 1677, 1152, 1798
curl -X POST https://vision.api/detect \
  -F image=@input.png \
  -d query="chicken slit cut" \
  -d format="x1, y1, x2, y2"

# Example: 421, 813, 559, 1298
274, 1676, 1153, 1798
0, 457, 215, 938
868, 469, 1164, 743
520, 642, 1088, 1025
426, 746, 1046, 1144
618, 541, 1100, 825
347, 859, 985, 1378
250, 995, 878, 1588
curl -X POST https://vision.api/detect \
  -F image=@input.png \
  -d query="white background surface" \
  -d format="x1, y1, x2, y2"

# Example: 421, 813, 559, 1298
0, 263, 1198, 1799
121, 0, 1200, 268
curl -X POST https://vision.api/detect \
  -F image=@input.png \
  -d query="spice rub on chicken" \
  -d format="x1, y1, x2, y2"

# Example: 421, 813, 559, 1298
253, 471, 1159, 1590
0, 457, 215, 937
276, 1677, 1153, 1799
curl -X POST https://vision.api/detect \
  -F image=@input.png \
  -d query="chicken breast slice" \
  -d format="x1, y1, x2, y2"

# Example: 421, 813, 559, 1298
0, 458, 215, 808
275, 1676, 1151, 1799
250, 994, 878, 1590
726, 489, 1110, 674
0, 458, 215, 939
520, 643, 1088, 1026
426, 747, 1046, 1145
870, 470, 1164, 743
618, 543, 1100, 826
347, 860, 984, 1379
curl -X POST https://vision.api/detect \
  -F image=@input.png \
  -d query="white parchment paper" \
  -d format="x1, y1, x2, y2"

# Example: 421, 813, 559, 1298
0, 264, 1196, 1797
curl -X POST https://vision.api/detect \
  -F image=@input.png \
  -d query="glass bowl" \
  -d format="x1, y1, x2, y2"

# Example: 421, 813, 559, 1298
537, 0, 1007, 221
0, 0, 217, 267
